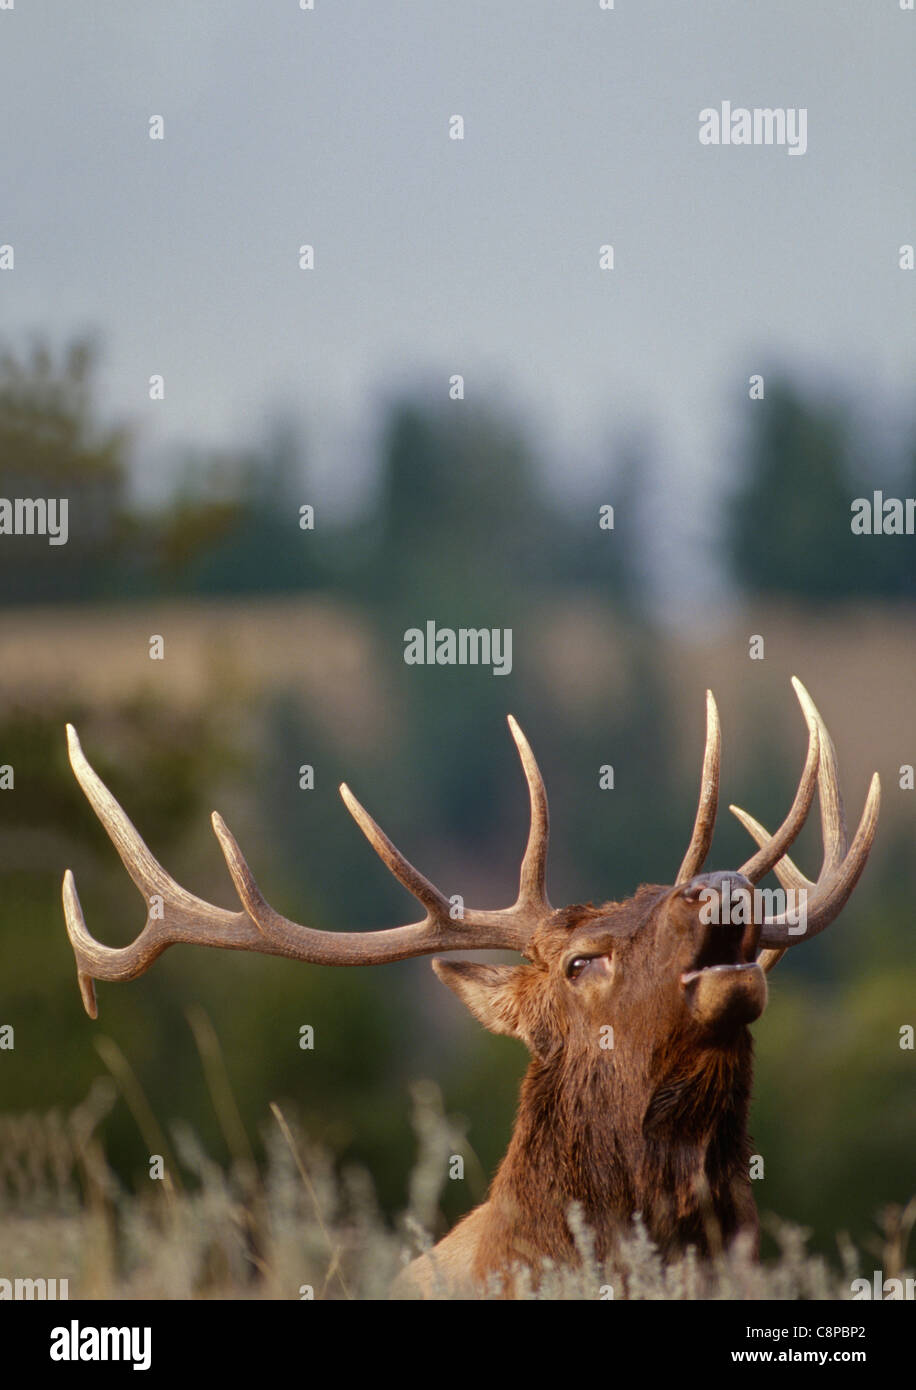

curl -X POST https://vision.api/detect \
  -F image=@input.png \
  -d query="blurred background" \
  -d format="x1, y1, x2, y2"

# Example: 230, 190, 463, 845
0, 1, 913, 1280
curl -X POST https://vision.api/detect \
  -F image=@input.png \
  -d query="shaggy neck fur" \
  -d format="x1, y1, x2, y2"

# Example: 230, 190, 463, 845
474, 1027, 756, 1283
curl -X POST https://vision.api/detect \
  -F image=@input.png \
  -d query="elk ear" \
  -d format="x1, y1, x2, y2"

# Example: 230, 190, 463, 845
432, 960, 524, 1040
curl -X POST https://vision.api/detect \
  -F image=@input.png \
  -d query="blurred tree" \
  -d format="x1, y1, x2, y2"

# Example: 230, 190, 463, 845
364, 401, 548, 609
0, 338, 129, 603
555, 433, 653, 611
727, 380, 862, 600
727, 379, 916, 600
343, 399, 643, 613
151, 420, 320, 596
861, 435, 916, 598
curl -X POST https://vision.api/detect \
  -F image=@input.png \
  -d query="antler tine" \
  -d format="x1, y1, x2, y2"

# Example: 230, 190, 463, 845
729, 680, 880, 961
736, 680, 820, 884
63, 725, 289, 1017
211, 806, 531, 960
732, 801, 810, 975
65, 718, 551, 1016
507, 715, 551, 911
730, 806, 810, 895
790, 675, 848, 876
338, 715, 551, 944
336, 784, 452, 919
676, 690, 720, 884
737, 776, 880, 942
65, 725, 222, 918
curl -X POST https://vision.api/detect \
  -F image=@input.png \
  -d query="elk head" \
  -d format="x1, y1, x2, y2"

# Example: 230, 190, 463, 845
61, 678, 879, 1279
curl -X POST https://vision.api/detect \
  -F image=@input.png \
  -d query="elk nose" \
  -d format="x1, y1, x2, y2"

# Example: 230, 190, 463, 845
679, 870, 753, 903
679, 871, 760, 956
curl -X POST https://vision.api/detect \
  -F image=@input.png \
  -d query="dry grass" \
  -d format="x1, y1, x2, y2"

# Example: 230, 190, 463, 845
1, 1070, 910, 1301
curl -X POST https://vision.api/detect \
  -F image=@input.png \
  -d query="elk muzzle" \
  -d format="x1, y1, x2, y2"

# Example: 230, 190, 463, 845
677, 872, 767, 1032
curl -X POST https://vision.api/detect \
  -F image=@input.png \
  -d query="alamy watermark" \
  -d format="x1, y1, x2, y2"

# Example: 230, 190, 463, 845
699, 881, 808, 936
850, 492, 916, 534
850, 1271, 915, 1300
0, 1275, 69, 1299
699, 102, 807, 156
404, 622, 512, 676
50, 1320, 151, 1371
0, 497, 68, 544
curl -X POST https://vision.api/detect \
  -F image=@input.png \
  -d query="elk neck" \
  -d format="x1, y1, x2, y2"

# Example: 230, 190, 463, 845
479, 1024, 756, 1270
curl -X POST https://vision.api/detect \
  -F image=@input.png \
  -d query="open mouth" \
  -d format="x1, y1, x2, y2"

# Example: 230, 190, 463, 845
679, 914, 760, 987
677, 910, 768, 1027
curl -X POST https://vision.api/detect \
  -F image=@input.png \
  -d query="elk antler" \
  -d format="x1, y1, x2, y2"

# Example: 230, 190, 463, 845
62, 716, 552, 1018
676, 690, 722, 884
677, 679, 821, 887
730, 676, 880, 971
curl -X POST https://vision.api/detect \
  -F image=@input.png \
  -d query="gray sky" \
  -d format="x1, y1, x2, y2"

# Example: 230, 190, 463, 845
1, 1, 913, 611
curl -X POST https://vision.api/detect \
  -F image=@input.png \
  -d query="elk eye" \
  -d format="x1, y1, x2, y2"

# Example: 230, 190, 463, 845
567, 957, 591, 980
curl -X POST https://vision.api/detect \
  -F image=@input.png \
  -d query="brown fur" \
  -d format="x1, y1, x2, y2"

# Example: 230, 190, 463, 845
397, 878, 766, 1296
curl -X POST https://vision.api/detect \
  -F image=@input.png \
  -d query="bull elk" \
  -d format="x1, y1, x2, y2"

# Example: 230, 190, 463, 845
61, 678, 879, 1296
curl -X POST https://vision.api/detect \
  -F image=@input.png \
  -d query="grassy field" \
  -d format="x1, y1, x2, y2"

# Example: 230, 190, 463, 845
2, 1062, 912, 1301
1, 595, 913, 1299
